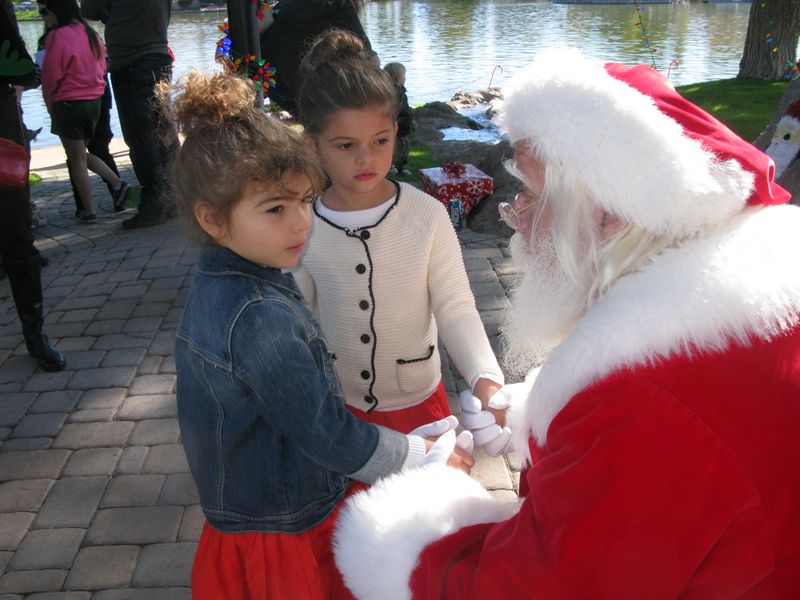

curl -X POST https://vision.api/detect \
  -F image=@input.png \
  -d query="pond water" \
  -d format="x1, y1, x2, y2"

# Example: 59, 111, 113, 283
17, 0, 756, 149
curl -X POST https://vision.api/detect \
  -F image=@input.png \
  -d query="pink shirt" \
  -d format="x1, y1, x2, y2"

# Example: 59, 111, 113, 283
42, 23, 106, 109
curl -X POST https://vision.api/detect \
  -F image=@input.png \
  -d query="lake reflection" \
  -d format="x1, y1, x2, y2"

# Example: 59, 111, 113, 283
18, 0, 753, 149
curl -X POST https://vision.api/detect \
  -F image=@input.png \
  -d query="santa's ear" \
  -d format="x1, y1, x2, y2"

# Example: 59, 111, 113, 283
599, 209, 624, 238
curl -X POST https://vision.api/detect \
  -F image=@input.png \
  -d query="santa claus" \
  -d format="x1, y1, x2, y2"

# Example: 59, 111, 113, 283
333, 49, 800, 599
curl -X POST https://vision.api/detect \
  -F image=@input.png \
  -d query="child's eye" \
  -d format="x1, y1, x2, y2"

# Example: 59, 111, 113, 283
338, 142, 352, 150
376, 138, 390, 145
267, 205, 283, 214
302, 195, 315, 204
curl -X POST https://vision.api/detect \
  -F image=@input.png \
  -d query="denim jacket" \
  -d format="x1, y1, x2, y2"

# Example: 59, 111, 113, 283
176, 245, 409, 534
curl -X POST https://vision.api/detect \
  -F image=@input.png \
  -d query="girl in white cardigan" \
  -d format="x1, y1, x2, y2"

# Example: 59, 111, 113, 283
293, 30, 510, 453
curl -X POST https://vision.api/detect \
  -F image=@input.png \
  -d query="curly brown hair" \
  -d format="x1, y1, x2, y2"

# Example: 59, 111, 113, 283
159, 71, 325, 242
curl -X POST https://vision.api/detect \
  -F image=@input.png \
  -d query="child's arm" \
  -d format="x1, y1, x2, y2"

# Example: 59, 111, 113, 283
233, 300, 463, 481
425, 202, 505, 398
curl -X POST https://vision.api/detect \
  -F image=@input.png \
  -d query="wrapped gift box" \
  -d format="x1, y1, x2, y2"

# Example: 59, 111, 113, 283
419, 162, 494, 217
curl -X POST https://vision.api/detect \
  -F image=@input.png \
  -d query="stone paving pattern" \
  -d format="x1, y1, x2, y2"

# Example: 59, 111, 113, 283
0, 143, 522, 598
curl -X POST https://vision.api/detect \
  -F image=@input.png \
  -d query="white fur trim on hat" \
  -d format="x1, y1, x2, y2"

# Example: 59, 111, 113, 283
496, 49, 754, 237
334, 465, 522, 600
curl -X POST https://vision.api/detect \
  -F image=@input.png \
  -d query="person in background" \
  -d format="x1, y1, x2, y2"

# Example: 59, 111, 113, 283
35, 21, 129, 219
333, 49, 800, 598
383, 62, 415, 177
168, 71, 473, 600
260, 0, 372, 116
0, 0, 65, 371
294, 31, 510, 456
38, 0, 127, 224
81, 0, 178, 230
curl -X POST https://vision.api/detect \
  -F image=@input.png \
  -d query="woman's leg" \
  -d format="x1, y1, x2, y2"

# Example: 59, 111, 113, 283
60, 137, 94, 216
86, 152, 122, 191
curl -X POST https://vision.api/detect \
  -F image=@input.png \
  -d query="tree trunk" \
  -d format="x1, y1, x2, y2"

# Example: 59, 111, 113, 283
755, 78, 800, 204
755, 77, 800, 149
738, 0, 800, 80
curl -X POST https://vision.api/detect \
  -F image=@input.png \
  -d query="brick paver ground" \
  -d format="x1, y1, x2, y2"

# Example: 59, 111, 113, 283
0, 142, 521, 598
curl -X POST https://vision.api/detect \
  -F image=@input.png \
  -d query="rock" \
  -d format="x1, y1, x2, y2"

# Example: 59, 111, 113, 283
412, 89, 518, 237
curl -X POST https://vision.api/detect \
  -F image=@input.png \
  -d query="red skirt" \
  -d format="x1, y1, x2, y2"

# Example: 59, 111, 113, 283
347, 381, 451, 434
191, 490, 364, 600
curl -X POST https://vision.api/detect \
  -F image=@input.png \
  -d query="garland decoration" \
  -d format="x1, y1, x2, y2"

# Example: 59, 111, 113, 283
214, 4, 278, 91
633, 2, 657, 70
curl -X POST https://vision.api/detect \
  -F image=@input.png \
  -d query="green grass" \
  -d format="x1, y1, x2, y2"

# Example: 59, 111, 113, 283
125, 184, 141, 209
14, 10, 39, 21
392, 135, 436, 183
676, 78, 787, 142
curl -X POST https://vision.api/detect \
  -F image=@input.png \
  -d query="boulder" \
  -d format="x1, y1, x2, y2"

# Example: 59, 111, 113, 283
412, 90, 519, 237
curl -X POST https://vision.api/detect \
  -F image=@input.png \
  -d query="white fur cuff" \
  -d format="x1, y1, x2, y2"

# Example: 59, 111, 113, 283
334, 465, 522, 600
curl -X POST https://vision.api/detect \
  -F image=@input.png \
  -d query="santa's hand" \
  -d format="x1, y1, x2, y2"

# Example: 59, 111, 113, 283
408, 415, 458, 439
456, 429, 474, 454
458, 389, 512, 457
419, 430, 457, 467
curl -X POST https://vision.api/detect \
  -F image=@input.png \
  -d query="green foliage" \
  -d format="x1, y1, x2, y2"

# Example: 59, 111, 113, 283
676, 78, 787, 142
125, 184, 141, 209
392, 135, 436, 183
13, 11, 38, 21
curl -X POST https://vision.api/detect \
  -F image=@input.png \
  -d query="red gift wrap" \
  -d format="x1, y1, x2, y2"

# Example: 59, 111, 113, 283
419, 163, 494, 216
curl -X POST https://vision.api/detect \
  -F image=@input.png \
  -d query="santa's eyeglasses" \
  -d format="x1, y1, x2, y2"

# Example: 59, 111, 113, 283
498, 192, 540, 231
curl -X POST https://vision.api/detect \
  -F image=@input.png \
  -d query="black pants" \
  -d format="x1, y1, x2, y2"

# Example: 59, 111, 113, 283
110, 54, 178, 216
0, 88, 37, 264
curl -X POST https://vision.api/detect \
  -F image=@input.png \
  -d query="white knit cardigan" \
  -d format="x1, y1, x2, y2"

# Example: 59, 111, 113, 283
293, 182, 504, 413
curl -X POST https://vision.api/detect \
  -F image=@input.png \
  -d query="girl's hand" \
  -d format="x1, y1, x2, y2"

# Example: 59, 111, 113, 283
447, 445, 475, 474
472, 377, 505, 426
419, 430, 475, 474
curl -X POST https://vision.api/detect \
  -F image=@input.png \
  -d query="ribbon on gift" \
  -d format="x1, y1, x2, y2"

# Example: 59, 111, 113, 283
442, 161, 466, 178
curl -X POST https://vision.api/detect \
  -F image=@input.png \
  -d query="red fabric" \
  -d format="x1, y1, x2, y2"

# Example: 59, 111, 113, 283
419, 164, 494, 217
347, 381, 451, 434
410, 326, 800, 599
604, 62, 790, 207
192, 494, 359, 600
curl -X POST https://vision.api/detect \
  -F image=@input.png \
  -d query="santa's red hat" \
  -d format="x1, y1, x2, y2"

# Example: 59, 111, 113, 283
497, 49, 790, 237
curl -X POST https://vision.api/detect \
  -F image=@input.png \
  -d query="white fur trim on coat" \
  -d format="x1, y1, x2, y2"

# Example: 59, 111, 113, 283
508, 205, 800, 457
334, 465, 522, 600
496, 49, 754, 237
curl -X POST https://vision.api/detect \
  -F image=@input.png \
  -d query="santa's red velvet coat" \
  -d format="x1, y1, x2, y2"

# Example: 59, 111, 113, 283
333, 205, 800, 599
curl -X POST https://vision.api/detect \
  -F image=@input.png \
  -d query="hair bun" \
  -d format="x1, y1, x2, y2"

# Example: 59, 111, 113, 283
301, 29, 366, 74
166, 71, 256, 137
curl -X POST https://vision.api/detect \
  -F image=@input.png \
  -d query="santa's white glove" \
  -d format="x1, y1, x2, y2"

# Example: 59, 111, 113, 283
458, 388, 512, 457
416, 428, 474, 467
408, 415, 458, 438
405, 416, 474, 469
418, 429, 457, 467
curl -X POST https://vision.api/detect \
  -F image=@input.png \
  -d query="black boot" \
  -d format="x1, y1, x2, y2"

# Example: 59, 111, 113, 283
4, 255, 66, 372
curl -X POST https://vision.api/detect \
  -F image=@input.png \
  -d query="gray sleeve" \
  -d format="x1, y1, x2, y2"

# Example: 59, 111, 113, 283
347, 425, 409, 484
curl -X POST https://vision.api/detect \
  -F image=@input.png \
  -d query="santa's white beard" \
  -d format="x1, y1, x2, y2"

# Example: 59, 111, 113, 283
500, 232, 590, 378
